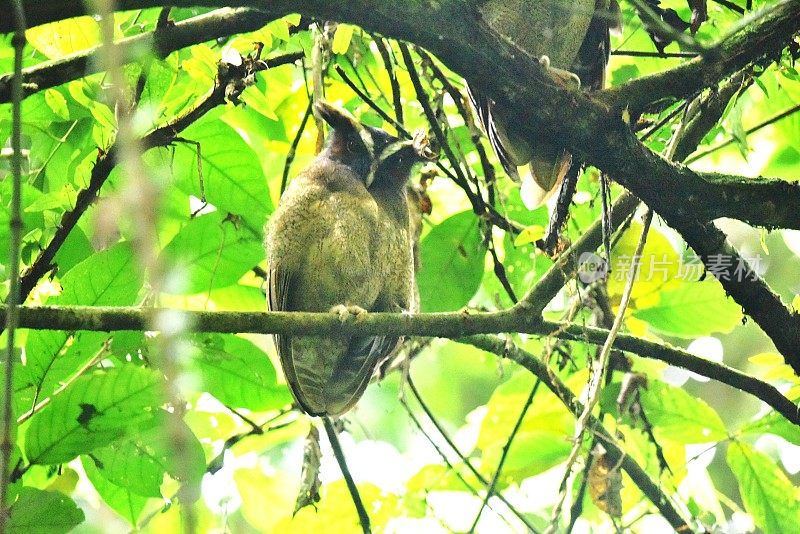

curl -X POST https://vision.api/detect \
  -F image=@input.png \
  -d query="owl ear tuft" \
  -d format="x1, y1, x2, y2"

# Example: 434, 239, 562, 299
313, 100, 360, 134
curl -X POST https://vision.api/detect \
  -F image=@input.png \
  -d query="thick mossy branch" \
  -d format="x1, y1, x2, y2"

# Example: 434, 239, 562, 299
1, 0, 799, 230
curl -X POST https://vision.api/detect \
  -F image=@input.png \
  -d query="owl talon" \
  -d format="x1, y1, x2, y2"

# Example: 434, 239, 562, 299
330, 304, 368, 323
537, 55, 581, 90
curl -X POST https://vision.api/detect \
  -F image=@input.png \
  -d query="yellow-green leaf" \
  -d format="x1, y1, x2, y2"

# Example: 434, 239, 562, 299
513, 224, 545, 246
727, 442, 800, 533
332, 24, 356, 55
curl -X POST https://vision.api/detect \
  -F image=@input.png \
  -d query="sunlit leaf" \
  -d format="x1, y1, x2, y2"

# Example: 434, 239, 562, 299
727, 442, 800, 533
25, 366, 163, 465
417, 210, 486, 312
639, 382, 726, 443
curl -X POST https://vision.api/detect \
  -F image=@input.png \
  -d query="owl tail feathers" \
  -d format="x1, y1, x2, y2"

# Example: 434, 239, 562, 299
519, 147, 572, 210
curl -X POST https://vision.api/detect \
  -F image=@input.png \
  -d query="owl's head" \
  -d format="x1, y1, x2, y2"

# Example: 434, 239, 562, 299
314, 101, 435, 188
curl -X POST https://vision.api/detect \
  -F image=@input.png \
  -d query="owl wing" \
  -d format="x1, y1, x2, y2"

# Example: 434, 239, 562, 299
323, 335, 402, 416
268, 263, 319, 415
467, 0, 615, 184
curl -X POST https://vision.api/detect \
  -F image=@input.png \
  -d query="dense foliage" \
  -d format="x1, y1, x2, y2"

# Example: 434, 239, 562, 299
1, 2, 799, 533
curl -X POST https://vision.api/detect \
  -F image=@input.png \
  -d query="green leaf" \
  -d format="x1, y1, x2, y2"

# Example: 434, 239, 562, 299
7, 487, 84, 534
159, 212, 264, 294
44, 89, 69, 120
25, 365, 163, 465
482, 430, 572, 483
87, 412, 205, 498
58, 241, 143, 305
157, 116, 273, 231
25, 243, 143, 409
633, 280, 743, 338
477, 371, 583, 485
639, 381, 727, 443
741, 411, 800, 446
22, 243, 143, 404
52, 226, 93, 274
192, 334, 292, 411
82, 456, 150, 527
513, 225, 545, 247
727, 442, 800, 533
26, 17, 100, 57
417, 211, 486, 312
404, 464, 479, 517
332, 24, 356, 54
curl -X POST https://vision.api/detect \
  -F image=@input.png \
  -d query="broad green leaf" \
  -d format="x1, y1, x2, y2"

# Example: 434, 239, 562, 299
417, 210, 486, 312
52, 227, 93, 274
58, 241, 143, 305
159, 212, 264, 294
44, 89, 69, 120
22, 243, 143, 404
477, 371, 587, 485
633, 280, 743, 338
192, 334, 292, 411
156, 116, 273, 231
727, 442, 800, 533
478, 370, 583, 450
26, 17, 100, 58
741, 411, 800, 446
81, 456, 149, 527
608, 223, 682, 305
639, 381, 726, 443
404, 464, 479, 518
275, 481, 401, 532
0, 182, 46, 261
481, 431, 572, 483
25, 365, 163, 465
235, 468, 298, 532
7, 487, 84, 534
87, 412, 205, 498
513, 224, 545, 247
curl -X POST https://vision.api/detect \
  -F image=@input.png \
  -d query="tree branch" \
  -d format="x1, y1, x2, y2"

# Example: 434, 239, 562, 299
0, 7, 275, 104
5, 305, 798, 426
13, 51, 301, 305
463, 335, 693, 532
601, 0, 800, 115
2, 2, 797, 231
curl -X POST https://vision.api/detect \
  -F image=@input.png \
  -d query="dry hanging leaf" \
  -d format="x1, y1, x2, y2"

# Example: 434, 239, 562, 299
294, 426, 322, 515
588, 443, 623, 518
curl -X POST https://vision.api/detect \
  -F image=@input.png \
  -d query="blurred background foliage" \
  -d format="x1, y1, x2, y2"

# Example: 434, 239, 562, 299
1, 1, 799, 532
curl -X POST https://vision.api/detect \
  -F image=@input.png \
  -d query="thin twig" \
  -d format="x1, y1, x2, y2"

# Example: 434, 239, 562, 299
468, 379, 541, 532
545, 210, 653, 534
406, 377, 539, 532
685, 101, 800, 163
397, 43, 473, 195
334, 60, 520, 234
373, 37, 403, 124
1, 2, 26, 529
281, 97, 314, 195
16, 341, 110, 425
611, 50, 698, 58
322, 417, 371, 534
